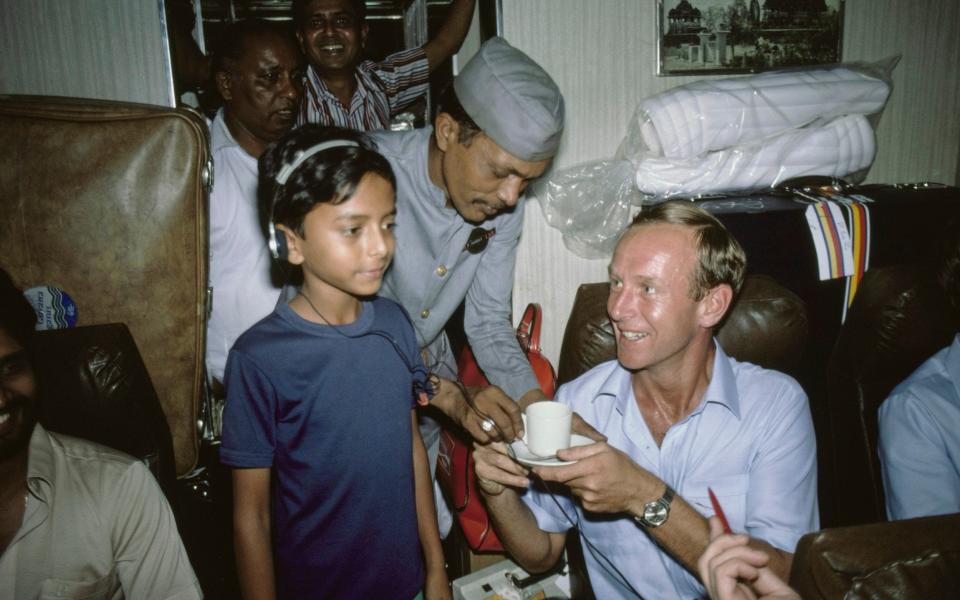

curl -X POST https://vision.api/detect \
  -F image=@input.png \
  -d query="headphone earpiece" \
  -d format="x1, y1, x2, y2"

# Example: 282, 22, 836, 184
267, 139, 360, 262
268, 221, 288, 261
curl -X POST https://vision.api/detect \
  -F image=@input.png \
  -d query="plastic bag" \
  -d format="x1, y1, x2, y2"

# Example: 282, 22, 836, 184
535, 159, 642, 259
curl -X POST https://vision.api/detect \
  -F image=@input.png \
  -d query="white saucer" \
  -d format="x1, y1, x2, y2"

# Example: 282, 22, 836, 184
510, 434, 594, 467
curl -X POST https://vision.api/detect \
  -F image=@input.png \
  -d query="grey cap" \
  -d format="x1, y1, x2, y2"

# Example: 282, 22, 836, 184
453, 37, 565, 162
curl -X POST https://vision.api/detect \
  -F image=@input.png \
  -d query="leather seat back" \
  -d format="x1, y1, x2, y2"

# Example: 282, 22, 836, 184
0, 95, 209, 476
789, 513, 960, 599
30, 323, 177, 500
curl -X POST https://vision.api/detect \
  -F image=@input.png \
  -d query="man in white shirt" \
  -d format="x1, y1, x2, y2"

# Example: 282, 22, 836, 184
0, 268, 201, 599
206, 20, 304, 386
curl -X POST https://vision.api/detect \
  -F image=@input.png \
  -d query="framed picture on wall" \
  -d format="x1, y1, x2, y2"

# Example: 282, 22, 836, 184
657, 0, 844, 75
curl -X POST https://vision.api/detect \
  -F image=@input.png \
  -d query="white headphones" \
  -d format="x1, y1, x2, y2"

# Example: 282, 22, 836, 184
267, 139, 361, 260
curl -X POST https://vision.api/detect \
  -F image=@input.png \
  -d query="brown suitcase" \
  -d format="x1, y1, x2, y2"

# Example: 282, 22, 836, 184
0, 95, 210, 476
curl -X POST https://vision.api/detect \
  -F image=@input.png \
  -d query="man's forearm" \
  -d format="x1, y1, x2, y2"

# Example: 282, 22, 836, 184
631, 486, 793, 582
642, 494, 712, 573
481, 487, 565, 573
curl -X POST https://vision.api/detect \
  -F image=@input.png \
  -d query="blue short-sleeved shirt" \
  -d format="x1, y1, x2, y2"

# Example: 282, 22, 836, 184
220, 297, 426, 599
522, 343, 819, 599
879, 333, 960, 520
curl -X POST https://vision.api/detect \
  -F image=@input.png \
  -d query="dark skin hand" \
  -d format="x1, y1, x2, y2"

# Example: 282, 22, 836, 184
451, 384, 606, 445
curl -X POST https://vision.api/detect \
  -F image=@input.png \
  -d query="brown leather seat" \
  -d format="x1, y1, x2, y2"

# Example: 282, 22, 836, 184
788, 512, 960, 599
824, 264, 959, 526
558, 273, 809, 384
29, 323, 177, 501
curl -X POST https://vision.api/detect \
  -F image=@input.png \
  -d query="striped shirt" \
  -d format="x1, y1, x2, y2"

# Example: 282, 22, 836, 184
298, 46, 430, 131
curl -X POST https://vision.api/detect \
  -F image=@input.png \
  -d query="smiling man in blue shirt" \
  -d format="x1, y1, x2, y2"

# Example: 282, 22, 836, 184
474, 202, 818, 599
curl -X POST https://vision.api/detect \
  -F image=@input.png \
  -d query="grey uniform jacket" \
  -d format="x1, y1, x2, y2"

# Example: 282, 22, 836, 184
370, 127, 540, 402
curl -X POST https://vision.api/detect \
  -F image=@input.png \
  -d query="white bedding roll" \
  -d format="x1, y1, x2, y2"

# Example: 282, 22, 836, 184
635, 114, 876, 198
638, 66, 889, 159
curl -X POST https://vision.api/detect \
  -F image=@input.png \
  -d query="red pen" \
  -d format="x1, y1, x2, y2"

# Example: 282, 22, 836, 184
708, 487, 732, 534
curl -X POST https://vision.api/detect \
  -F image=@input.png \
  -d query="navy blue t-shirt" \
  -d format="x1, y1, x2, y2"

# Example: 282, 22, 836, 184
221, 297, 426, 599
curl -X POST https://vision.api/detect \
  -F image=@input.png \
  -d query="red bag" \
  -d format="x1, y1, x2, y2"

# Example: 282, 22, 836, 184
437, 303, 556, 552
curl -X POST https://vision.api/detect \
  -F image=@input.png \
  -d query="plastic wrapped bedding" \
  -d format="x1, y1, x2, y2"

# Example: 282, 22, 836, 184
636, 65, 890, 159
635, 114, 876, 198
536, 58, 898, 258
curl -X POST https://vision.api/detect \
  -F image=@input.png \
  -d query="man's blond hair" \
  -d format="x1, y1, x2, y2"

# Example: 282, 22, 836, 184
626, 201, 746, 300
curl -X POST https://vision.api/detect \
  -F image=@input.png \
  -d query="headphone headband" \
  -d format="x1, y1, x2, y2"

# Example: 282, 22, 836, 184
274, 139, 360, 185
267, 138, 360, 261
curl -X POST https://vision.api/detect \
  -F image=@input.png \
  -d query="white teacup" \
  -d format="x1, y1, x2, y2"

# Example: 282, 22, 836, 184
524, 401, 572, 458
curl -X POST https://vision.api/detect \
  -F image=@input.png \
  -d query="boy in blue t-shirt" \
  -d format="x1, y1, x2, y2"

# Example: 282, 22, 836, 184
220, 125, 449, 599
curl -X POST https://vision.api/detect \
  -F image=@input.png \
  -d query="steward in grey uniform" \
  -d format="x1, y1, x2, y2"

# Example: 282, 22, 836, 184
369, 38, 567, 508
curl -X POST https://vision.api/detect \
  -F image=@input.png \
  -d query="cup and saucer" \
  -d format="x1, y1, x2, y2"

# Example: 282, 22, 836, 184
510, 434, 594, 467
510, 401, 594, 467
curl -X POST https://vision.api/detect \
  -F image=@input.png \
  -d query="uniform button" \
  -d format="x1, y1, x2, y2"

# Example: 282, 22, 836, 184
436, 265, 447, 277
420, 309, 430, 319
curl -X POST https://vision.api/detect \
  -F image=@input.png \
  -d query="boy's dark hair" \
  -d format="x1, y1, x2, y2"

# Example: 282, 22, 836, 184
258, 125, 396, 240
0, 268, 37, 348
211, 19, 295, 78
291, 0, 366, 27
434, 84, 482, 147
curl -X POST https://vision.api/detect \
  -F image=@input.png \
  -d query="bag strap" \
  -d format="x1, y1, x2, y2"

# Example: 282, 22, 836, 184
516, 303, 542, 353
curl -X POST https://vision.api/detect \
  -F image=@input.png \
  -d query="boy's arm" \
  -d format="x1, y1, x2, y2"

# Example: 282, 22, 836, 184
411, 410, 451, 600
233, 467, 276, 600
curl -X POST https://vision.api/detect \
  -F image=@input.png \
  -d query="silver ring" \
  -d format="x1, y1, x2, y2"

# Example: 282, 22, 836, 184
480, 419, 495, 432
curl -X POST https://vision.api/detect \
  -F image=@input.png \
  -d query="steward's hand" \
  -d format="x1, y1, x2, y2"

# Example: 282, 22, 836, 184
460, 385, 524, 443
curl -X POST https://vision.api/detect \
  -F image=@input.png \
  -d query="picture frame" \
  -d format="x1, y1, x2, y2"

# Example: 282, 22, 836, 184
657, 0, 844, 76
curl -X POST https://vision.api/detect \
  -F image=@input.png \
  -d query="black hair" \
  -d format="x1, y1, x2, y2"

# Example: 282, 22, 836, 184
0, 268, 37, 348
291, 0, 366, 27
434, 83, 482, 146
257, 125, 396, 240
211, 19, 296, 78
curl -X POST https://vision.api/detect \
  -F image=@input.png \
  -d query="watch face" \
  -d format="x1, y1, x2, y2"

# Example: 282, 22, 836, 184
644, 500, 669, 526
